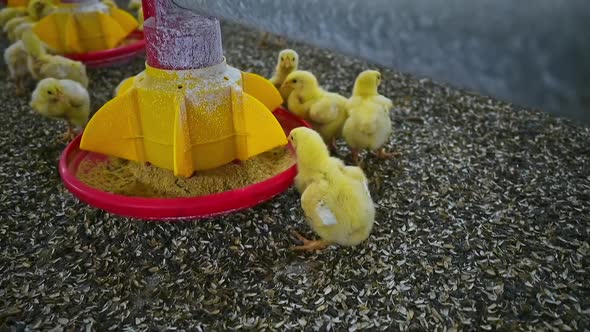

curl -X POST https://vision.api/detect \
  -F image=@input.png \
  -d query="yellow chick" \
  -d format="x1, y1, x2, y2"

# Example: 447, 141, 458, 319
136, 7, 144, 30
288, 127, 375, 251
27, 0, 55, 20
0, 7, 28, 28
4, 0, 54, 42
30, 78, 90, 141
257, 31, 286, 48
101, 0, 118, 9
22, 30, 89, 88
282, 70, 348, 149
128, 0, 142, 11
3, 40, 29, 96
269, 49, 299, 101
3, 16, 31, 41
11, 20, 34, 41
343, 70, 396, 164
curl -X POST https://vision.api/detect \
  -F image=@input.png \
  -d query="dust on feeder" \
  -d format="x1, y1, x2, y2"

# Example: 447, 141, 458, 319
60, 0, 302, 217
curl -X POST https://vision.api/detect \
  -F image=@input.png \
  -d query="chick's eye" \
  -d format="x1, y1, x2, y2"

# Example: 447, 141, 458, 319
47, 91, 53, 95
292, 79, 297, 83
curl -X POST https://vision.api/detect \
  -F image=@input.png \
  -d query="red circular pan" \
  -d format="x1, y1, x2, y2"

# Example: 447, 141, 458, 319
63, 31, 146, 68
59, 108, 310, 221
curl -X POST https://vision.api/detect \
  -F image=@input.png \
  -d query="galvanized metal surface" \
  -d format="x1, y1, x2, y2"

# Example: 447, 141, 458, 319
173, 0, 590, 123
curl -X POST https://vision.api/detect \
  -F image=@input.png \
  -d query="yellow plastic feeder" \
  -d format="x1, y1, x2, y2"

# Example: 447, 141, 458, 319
79, 0, 287, 177
32, 0, 138, 54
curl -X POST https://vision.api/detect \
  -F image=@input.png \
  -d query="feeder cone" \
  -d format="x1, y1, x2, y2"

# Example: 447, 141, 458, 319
32, 0, 137, 54
80, 2, 287, 177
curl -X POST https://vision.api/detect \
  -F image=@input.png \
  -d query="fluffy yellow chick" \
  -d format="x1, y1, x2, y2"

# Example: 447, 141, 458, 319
30, 78, 90, 141
101, 0, 118, 9
282, 70, 348, 149
22, 30, 89, 88
3, 40, 29, 96
288, 127, 375, 251
27, 0, 55, 20
257, 31, 286, 48
4, 0, 54, 41
343, 70, 396, 164
11, 20, 34, 41
128, 0, 142, 11
269, 49, 299, 101
3, 16, 31, 40
0, 7, 28, 28
136, 7, 144, 30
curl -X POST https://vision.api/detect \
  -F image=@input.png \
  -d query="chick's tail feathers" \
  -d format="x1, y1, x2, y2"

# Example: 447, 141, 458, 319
21, 29, 46, 59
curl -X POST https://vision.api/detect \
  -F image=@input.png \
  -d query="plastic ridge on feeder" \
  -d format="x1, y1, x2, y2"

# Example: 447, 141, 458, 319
33, 0, 138, 54
80, 0, 287, 177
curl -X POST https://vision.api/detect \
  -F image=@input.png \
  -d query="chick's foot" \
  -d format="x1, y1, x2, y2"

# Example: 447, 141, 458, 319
290, 230, 330, 251
15, 80, 25, 97
329, 137, 338, 152
59, 127, 77, 143
375, 148, 400, 159
351, 149, 360, 165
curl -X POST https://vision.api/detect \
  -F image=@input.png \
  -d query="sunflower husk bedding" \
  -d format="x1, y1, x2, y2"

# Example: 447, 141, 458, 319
0, 20, 589, 331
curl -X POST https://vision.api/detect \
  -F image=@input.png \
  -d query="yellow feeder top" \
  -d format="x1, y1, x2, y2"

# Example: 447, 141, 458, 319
81, 60, 286, 177
33, 0, 138, 54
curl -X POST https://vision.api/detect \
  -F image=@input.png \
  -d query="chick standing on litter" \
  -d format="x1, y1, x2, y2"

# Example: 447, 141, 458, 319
22, 30, 89, 88
343, 70, 396, 164
282, 70, 348, 149
128, 0, 143, 30
257, 32, 286, 48
4, 40, 30, 95
0, 7, 28, 28
269, 49, 299, 101
3, 0, 54, 42
288, 127, 375, 251
101, 0, 118, 11
30, 78, 90, 141
4, 16, 29, 40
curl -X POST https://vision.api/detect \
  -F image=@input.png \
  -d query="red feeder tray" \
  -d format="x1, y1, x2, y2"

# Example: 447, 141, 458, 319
63, 30, 146, 68
59, 108, 309, 221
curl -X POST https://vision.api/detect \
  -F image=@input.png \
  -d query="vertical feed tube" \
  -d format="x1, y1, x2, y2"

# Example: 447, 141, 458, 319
142, 0, 223, 70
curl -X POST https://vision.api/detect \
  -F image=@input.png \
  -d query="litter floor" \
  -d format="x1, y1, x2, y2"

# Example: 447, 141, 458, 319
0, 21, 589, 331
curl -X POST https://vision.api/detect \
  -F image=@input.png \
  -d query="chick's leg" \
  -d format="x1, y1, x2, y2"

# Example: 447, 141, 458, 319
257, 32, 269, 48
15, 79, 25, 97
274, 36, 287, 48
376, 148, 401, 159
330, 137, 338, 151
59, 123, 77, 142
290, 230, 331, 251
351, 148, 360, 165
